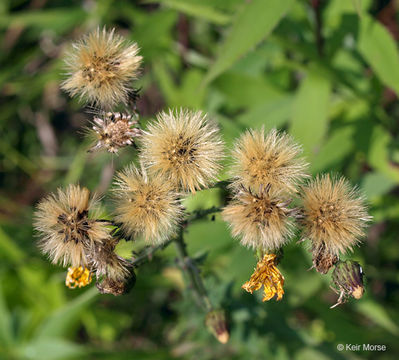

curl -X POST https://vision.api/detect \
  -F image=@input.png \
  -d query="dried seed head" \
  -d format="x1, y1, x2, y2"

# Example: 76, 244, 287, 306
34, 185, 111, 267
222, 185, 295, 251
242, 253, 285, 302
230, 128, 308, 194
90, 237, 131, 281
311, 241, 339, 274
113, 165, 183, 245
61, 27, 142, 108
301, 174, 371, 259
331, 260, 365, 308
96, 273, 136, 296
89, 112, 142, 153
140, 109, 224, 193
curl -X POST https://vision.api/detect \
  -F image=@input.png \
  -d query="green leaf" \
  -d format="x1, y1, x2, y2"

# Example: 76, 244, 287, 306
0, 283, 13, 346
289, 71, 331, 158
361, 172, 396, 199
203, 0, 293, 84
311, 125, 354, 173
21, 338, 87, 360
368, 125, 399, 182
144, 0, 231, 24
0, 9, 86, 32
0, 226, 24, 263
356, 300, 399, 335
35, 287, 97, 339
358, 15, 399, 96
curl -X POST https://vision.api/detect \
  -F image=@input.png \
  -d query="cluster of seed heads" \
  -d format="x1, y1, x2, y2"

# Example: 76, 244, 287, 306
34, 27, 372, 309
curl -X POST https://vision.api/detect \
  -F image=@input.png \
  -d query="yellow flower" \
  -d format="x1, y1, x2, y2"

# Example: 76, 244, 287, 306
65, 266, 92, 289
242, 253, 284, 301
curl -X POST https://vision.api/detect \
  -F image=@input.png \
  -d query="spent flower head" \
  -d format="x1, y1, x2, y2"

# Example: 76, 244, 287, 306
65, 266, 92, 289
113, 164, 183, 245
242, 253, 285, 302
90, 237, 131, 281
301, 174, 371, 273
34, 185, 111, 267
61, 27, 142, 108
230, 128, 308, 194
89, 111, 142, 153
222, 185, 296, 251
140, 109, 224, 193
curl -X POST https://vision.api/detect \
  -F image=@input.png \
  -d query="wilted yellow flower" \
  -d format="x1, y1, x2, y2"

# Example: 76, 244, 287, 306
65, 266, 92, 288
222, 185, 295, 251
242, 253, 284, 301
61, 27, 142, 108
113, 165, 183, 244
140, 109, 224, 193
34, 185, 111, 267
89, 112, 142, 153
230, 128, 308, 194
301, 174, 371, 273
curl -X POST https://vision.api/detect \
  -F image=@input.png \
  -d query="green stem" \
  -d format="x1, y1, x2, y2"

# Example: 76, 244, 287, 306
131, 239, 173, 267
185, 206, 222, 223
174, 229, 213, 312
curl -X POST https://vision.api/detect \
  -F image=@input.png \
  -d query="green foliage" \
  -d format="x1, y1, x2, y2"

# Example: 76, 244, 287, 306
1, 0, 399, 359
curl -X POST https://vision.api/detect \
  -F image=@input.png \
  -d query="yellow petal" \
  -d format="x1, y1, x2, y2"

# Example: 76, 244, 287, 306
65, 266, 92, 289
242, 253, 285, 302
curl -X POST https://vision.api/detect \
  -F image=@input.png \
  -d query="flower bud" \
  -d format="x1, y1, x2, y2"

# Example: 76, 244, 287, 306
330, 260, 364, 308
205, 309, 229, 344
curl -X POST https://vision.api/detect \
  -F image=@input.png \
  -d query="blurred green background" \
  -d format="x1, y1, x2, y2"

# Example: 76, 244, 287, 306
1, 0, 399, 359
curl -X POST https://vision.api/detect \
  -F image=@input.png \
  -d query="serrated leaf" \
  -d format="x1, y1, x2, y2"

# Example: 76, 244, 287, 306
203, 0, 293, 84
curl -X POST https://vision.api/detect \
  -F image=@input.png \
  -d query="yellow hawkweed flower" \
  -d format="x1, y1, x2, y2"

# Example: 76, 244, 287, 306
65, 266, 92, 289
242, 253, 284, 301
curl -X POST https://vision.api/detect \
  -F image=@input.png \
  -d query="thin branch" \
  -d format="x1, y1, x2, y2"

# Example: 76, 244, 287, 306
174, 229, 213, 312
312, 0, 324, 57
131, 238, 174, 267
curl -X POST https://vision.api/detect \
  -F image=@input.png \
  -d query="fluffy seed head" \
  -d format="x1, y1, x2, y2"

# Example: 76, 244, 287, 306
113, 165, 183, 244
89, 111, 142, 153
230, 128, 308, 194
34, 185, 111, 267
140, 109, 224, 193
301, 174, 371, 257
61, 27, 142, 108
222, 185, 295, 251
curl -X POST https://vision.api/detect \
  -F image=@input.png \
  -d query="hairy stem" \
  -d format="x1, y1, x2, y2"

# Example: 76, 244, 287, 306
174, 229, 213, 312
